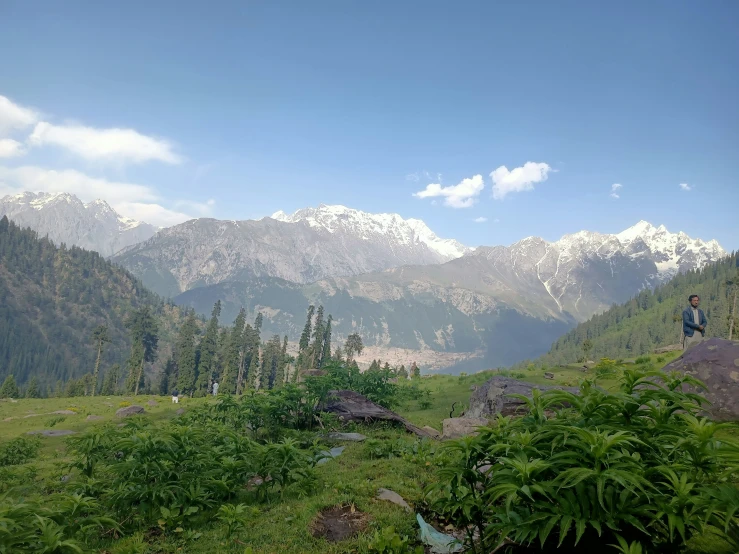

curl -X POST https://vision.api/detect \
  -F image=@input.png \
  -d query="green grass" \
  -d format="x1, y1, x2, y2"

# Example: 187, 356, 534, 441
0, 350, 733, 554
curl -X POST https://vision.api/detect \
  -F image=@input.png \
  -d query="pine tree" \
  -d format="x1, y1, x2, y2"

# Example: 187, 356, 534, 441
90, 325, 110, 396
195, 301, 221, 396
320, 315, 332, 368
237, 324, 255, 395
124, 306, 159, 395
101, 364, 120, 395
159, 358, 176, 395
0, 375, 19, 398
382, 361, 391, 372
333, 345, 344, 364
221, 308, 246, 394
397, 364, 408, 379
369, 359, 380, 371
297, 305, 315, 369
274, 335, 289, 387
311, 306, 325, 368
247, 345, 260, 390
25, 376, 40, 398
175, 312, 199, 396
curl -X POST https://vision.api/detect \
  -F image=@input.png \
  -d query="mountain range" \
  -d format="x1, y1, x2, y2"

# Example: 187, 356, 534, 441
0, 192, 157, 257
0, 193, 727, 372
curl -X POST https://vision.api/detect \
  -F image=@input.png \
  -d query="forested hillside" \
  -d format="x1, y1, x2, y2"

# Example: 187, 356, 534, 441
0, 216, 188, 391
537, 253, 739, 365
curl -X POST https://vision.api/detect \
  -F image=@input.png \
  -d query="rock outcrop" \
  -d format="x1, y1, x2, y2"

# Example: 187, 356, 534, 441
661, 338, 739, 421
115, 405, 145, 418
442, 417, 488, 439
465, 376, 578, 419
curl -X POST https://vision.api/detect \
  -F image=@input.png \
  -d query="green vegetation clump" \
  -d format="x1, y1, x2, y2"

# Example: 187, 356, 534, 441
427, 368, 739, 553
0, 436, 41, 467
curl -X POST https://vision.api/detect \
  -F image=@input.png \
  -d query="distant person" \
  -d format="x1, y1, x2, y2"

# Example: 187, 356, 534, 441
171, 389, 179, 403
212, 382, 219, 396
683, 294, 707, 350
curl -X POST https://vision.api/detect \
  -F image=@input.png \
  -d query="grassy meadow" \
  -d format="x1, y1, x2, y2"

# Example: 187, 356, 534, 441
1, 351, 736, 553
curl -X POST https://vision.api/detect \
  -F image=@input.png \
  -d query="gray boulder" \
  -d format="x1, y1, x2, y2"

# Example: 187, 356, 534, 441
465, 376, 578, 419
661, 338, 739, 421
86, 415, 104, 421
27, 429, 77, 437
421, 425, 441, 439
52, 410, 77, 415
147, 400, 158, 407
115, 405, 145, 418
377, 488, 411, 511
442, 417, 488, 439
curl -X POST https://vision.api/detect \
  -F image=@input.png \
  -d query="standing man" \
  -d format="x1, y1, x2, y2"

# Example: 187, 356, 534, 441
171, 388, 179, 404
683, 294, 708, 350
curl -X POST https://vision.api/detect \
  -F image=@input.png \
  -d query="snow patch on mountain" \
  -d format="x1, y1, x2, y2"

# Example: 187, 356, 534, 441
271, 204, 470, 260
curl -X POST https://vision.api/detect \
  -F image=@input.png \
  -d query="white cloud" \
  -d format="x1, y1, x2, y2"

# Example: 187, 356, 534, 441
0, 165, 198, 227
405, 172, 420, 182
28, 121, 182, 165
610, 183, 622, 199
679, 183, 692, 191
473, 216, 488, 223
0, 95, 39, 135
413, 174, 484, 208
174, 198, 216, 217
490, 162, 552, 200
0, 139, 26, 158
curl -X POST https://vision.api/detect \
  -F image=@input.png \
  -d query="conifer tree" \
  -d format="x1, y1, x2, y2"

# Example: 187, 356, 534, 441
247, 345, 260, 390
311, 306, 325, 368
237, 323, 255, 394
397, 364, 408, 379
333, 345, 344, 364
124, 306, 159, 395
274, 335, 288, 387
159, 358, 176, 395
25, 376, 40, 398
320, 315, 332, 368
297, 305, 315, 369
369, 359, 380, 371
195, 301, 221, 396
382, 361, 391, 372
175, 312, 198, 396
410, 361, 420, 379
221, 308, 246, 394
0, 375, 19, 398
101, 364, 120, 395
90, 325, 110, 397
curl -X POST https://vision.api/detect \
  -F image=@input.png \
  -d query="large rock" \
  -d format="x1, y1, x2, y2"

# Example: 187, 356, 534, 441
465, 376, 578, 419
442, 417, 488, 439
655, 344, 682, 354
115, 405, 145, 418
661, 338, 739, 421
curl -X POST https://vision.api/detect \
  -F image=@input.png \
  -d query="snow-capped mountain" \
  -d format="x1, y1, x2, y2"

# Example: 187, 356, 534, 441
0, 192, 157, 257
113, 205, 471, 297
271, 204, 470, 260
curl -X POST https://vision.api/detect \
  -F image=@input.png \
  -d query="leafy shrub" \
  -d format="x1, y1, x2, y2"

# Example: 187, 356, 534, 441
46, 416, 66, 428
427, 369, 739, 553
635, 355, 651, 365
656, 355, 666, 363
216, 503, 259, 537
118, 401, 131, 408
0, 493, 116, 552
369, 526, 424, 553
0, 436, 41, 467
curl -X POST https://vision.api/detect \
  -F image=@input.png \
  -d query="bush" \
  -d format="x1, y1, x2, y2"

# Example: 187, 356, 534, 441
635, 355, 651, 365
369, 526, 424, 553
427, 369, 739, 553
0, 436, 41, 467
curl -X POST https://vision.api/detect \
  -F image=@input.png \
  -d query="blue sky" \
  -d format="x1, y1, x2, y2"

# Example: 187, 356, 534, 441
0, 1, 737, 250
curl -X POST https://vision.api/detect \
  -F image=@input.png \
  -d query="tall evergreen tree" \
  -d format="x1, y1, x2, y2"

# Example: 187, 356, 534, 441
297, 305, 315, 369
124, 306, 159, 395
397, 364, 408, 379
101, 364, 120, 395
159, 358, 176, 395
0, 375, 19, 398
247, 344, 260, 390
320, 315, 332, 368
221, 308, 246, 394
310, 306, 325, 368
175, 311, 199, 396
195, 301, 221, 396
25, 376, 40, 398
274, 335, 289, 387
237, 323, 255, 395
90, 325, 110, 396
333, 345, 344, 364
410, 361, 421, 379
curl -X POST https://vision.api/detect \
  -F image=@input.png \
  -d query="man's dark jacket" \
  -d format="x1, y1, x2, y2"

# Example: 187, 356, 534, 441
683, 306, 707, 337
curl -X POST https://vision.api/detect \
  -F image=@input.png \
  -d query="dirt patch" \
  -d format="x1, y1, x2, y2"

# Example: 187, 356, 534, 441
310, 504, 369, 542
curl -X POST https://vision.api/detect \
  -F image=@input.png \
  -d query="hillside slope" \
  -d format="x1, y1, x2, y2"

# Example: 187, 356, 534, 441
0, 216, 187, 390
536, 253, 738, 365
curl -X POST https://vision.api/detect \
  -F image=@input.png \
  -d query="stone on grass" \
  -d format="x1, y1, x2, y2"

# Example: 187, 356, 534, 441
442, 417, 488, 439
147, 400, 158, 407
52, 410, 77, 415
325, 432, 367, 442
27, 430, 77, 437
176, 408, 186, 415
377, 488, 411, 511
661, 338, 739, 421
465, 376, 578, 419
421, 426, 441, 439
86, 415, 104, 421
115, 405, 145, 418
544, 372, 555, 380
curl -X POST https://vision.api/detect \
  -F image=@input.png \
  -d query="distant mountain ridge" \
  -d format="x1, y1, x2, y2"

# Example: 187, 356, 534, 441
0, 192, 157, 257
114, 204, 472, 297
